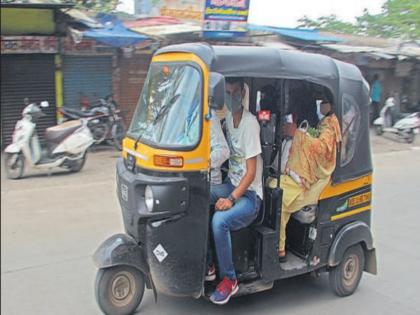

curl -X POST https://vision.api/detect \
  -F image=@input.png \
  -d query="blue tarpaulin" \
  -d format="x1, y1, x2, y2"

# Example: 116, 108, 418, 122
83, 14, 149, 47
248, 24, 341, 43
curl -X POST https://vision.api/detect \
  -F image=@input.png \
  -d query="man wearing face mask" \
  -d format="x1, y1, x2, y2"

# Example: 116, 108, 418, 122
207, 77, 263, 305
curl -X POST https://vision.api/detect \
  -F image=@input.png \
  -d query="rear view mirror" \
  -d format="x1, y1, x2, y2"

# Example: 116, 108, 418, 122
40, 101, 49, 108
208, 72, 225, 110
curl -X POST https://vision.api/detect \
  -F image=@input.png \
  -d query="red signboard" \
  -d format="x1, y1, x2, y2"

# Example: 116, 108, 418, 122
1, 36, 58, 54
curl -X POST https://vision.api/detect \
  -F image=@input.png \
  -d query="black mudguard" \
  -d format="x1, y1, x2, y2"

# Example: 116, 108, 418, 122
328, 221, 377, 275
93, 233, 149, 274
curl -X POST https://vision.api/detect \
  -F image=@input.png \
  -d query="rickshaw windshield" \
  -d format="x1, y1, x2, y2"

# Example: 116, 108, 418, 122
127, 62, 202, 148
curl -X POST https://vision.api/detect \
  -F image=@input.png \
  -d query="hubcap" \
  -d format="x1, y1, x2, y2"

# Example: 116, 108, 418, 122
109, 271, 136, 307
343, 254, 359, 287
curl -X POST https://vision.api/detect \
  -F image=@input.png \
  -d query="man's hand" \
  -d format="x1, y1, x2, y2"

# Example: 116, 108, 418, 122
215, 198, 233, 211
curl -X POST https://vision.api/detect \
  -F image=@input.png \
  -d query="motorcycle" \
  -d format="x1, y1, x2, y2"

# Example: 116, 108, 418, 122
4, 101, 94, 179
60, 94, 126, 150
374, 97, 420, 143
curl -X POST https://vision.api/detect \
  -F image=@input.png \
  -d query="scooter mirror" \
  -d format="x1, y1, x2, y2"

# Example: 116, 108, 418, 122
40, 101, 49, 108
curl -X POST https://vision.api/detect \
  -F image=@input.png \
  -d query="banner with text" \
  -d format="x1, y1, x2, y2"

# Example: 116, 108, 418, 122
202, 0, 250, 38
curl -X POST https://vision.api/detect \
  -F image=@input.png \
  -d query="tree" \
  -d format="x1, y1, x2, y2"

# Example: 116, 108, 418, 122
73, 0, 120, 13
298, 0, 420, 39
298, 14, 359, 35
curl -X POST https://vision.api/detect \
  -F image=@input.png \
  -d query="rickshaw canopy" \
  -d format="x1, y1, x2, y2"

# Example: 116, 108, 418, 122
155, 43, 372, 183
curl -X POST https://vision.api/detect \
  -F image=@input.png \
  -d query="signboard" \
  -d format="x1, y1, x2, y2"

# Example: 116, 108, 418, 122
1, 36, 58, 54
202, 0, 250, 38
134, 0, 204, 22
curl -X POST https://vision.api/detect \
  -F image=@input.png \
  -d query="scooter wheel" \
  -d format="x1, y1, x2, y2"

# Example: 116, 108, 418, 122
95, 266, 145, 315
375, 125, 383, 136
405, 130, 415, 144
4, 153, 24, 179
68, 153, 87, 173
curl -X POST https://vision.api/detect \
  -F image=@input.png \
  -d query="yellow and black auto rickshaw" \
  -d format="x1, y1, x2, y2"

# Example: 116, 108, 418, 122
93, 43, 377, 315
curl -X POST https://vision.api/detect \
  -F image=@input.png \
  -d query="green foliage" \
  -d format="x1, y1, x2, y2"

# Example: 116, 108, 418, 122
298, 0, 420, 39
307, 127, 320, 138
73, 0, 120, 13
298, 14, 359, 35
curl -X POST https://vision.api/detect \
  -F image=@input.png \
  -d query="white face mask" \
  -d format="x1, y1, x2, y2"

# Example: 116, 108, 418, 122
316, 100, 325, 121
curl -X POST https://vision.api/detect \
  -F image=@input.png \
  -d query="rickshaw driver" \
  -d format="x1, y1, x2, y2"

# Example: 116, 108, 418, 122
207, 77, 263, 305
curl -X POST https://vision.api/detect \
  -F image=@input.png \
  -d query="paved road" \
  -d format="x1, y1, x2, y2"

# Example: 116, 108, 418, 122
2, 136, 420, 315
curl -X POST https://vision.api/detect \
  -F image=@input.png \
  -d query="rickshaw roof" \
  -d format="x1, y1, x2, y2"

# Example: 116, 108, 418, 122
155, 43, 366, 87
155, 43, 373, 184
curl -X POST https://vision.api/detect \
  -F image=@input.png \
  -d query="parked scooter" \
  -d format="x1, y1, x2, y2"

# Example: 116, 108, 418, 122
4, 101, 94, 179
374, 97, 420, 143
60, 94, 126, 150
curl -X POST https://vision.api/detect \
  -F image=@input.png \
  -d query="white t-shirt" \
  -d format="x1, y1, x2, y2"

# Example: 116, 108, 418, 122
226, 110, 263, 199
210, 110, 230, 185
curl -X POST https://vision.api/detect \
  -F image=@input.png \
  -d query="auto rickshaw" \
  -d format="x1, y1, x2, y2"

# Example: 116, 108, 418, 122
93, 43, 377, 315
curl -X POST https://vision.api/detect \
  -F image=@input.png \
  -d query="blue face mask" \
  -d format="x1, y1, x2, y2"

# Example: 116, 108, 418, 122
225, 92, 242, 113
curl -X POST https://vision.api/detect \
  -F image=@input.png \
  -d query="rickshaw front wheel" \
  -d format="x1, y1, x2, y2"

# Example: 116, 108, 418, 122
95, 265, 145, 315
329, 244, 364, 297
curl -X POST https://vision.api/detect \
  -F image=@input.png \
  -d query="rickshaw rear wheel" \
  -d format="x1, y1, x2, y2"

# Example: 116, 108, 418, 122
329, 244, 364, 297
95, 266, 145, 315
375, 125, 383, 136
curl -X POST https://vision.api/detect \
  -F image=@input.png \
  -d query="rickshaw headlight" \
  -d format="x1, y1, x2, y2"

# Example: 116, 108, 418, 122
145, 185, 154, 212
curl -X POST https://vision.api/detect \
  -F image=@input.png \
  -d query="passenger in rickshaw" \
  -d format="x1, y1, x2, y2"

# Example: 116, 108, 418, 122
270, 97, 341, 261
207, 77, 263, 305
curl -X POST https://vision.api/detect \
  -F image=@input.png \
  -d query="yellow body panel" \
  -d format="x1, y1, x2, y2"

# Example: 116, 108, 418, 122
319, 174, 372, 200
122, 52, 210, 172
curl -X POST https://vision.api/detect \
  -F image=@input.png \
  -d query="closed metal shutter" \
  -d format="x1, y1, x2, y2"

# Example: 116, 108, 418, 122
62, 56, 112, 109
117, 54, 152, 126
1, 54, 56, 147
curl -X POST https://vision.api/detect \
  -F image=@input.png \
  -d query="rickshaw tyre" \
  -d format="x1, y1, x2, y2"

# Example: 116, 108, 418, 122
95, 265, 145, 315
329, 244, 364, 297
375, 126, 383, 136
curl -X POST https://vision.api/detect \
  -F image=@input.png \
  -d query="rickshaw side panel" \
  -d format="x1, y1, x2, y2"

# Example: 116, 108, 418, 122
313, 177, 376, 275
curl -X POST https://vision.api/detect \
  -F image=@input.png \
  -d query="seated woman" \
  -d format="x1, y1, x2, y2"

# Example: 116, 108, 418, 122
269, 98, 341, 262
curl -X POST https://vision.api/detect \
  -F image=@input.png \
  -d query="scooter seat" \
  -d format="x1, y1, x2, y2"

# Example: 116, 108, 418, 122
45, 120, 82, 143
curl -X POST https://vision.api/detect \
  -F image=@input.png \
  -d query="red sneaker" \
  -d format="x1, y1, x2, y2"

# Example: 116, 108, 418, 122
210, 277, 239, 305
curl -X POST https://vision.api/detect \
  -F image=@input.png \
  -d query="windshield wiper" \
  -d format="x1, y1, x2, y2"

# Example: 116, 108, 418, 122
153, 94, 180, 125
133, 94, 180, 150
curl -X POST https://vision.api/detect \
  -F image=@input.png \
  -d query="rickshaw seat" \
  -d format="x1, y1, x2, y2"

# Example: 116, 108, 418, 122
292, 205, 317, 224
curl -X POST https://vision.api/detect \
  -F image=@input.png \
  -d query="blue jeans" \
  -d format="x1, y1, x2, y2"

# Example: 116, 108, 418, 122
209, 180, 261, 280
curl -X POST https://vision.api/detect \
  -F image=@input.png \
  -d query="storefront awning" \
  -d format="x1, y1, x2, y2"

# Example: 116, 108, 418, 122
82, 14, 149, 47
248, 24, 342, 43
124, 17, 201, 38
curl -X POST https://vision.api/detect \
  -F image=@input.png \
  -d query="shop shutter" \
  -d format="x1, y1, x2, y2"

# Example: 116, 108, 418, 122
118, 54, 152, 126
62, 56, 112, 109
1, 54, 56, 147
